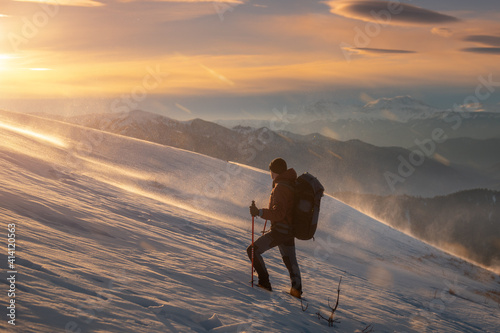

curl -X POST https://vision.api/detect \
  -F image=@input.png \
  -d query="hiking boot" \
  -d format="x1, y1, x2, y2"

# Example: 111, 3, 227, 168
257, 280, 273, 292
289, 287, 302, 299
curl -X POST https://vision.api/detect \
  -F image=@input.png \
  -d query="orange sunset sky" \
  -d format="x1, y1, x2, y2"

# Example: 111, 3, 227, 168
1, 0, 499, 119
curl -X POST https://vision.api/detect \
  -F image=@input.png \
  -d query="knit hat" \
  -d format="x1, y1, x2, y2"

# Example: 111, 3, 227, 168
269, 158, 287, 174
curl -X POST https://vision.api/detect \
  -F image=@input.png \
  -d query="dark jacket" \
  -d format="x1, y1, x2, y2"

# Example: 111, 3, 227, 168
261, 168, 297, 234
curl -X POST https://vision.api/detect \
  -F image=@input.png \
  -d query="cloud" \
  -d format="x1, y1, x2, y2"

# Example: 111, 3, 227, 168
3, 0, 500, 102
351, 47, 416, 54
175, 103, 193, 114
457, 102, 486, 112
461, 47, 500, 55
198, 63, 235, 86
463, 35, 500, 47
461, 34, 500, 54
12, 0, 244, 6
327, 0, 461, 26
431, 27, 454, 38
13, 0, 104, 6
118, 0, 243, 3
359, 92, 375, 103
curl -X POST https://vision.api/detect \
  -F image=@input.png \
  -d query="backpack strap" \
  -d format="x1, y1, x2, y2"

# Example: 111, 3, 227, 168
273, 181, 295, 235
275, 181, 295, 191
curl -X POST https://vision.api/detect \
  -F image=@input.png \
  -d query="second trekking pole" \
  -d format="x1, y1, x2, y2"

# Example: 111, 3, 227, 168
251, 200, 255, 288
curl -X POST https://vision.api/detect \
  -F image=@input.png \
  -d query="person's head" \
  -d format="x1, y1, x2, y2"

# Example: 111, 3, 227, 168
269, 157, 287, 180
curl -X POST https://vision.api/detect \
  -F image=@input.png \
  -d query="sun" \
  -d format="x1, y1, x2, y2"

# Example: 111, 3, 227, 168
0, 55, 9, 71
0, 54, 16, 71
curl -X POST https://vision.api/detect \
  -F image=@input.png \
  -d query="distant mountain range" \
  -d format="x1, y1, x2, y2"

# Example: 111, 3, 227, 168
217, 96, 500, 148
360, 95, 439, 121
335, 188, 500, 269
49, 109, 499, 197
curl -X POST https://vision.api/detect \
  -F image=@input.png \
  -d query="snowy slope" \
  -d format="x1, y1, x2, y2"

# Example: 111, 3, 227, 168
0, 109, 499, 333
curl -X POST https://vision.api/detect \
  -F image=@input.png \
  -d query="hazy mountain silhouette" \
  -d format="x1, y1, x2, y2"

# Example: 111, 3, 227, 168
335, 189, 500, 269
55, 110, 496, 197
218, 96, 500, 148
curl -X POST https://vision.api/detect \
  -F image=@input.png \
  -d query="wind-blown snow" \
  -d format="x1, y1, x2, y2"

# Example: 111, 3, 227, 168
0, 109, 498, 332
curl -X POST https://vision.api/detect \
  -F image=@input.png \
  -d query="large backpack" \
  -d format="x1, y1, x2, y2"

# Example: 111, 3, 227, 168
280, 172, 325, 240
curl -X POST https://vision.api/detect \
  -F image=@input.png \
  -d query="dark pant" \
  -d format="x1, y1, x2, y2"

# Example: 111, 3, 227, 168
247, 229, 302, 291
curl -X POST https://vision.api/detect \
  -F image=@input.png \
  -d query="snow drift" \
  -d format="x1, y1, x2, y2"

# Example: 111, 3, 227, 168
0, 109, 498, 332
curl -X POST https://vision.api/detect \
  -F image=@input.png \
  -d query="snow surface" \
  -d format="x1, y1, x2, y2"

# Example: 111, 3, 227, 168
0, 109, 499, 332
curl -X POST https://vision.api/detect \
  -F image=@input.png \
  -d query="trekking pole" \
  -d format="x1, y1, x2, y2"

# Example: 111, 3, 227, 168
251, 200, 255, 288
262, 220, 268, 235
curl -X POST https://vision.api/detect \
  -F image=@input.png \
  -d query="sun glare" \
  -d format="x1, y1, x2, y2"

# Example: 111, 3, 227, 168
0, 121, 67, 148
0, 54, 17, 71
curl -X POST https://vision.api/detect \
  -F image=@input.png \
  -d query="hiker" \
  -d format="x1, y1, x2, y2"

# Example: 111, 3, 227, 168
247, 157, 302, 298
